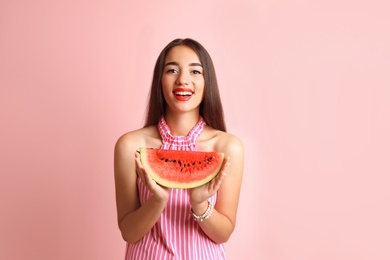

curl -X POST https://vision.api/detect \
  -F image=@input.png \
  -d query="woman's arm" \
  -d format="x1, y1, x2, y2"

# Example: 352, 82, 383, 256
114, 133, 168, 244
190, 134, 244, 243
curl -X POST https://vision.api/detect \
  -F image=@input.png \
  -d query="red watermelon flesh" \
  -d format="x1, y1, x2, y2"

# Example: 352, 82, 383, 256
139, 148, 225, 189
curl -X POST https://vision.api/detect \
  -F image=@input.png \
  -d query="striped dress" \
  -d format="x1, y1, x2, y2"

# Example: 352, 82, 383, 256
125, 116, 226, 260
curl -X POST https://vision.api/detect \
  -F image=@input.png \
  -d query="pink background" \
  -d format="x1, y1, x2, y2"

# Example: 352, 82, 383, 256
1, 1, 389, 259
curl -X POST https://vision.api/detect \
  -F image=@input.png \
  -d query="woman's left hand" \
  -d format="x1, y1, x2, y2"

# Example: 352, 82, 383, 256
189, 156, 230, 206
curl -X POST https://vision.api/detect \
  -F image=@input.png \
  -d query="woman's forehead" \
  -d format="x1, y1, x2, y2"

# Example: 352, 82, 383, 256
164, 45, 201, 65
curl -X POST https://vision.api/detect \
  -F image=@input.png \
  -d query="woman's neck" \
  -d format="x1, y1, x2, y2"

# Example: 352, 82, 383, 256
164, 111, 200, 136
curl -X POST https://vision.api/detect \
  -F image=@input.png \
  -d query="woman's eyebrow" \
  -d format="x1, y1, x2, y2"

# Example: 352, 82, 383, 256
189, 62, 203, 67
164, 61, 203, 67
164, 61, 178, 67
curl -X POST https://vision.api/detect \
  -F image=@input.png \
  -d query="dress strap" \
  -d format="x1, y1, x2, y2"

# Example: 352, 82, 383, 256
158, 116, 206, 151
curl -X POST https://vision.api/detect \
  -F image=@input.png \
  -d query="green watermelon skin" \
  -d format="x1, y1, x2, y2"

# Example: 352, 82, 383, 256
139, 148, 224, 189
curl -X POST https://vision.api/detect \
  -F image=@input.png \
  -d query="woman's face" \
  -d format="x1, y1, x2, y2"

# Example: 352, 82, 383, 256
161, 45, 205, 115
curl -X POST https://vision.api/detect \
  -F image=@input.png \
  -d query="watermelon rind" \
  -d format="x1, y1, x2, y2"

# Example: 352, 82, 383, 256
139, 148, 224, 189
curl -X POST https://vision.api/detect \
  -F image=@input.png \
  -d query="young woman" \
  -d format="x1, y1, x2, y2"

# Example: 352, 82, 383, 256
114, 38, 244, 259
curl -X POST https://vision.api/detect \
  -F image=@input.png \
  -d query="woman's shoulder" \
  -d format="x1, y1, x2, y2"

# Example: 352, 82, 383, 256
115, 125, 161, 152
216, 130, 244, 155
201, 126, 244, 155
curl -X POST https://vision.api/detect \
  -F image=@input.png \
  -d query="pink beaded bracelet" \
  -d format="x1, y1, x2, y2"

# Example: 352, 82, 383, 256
190, 200, 214, 222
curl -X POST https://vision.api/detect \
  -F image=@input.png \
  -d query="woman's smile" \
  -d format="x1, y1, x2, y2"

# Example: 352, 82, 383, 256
173, 87, 194, 101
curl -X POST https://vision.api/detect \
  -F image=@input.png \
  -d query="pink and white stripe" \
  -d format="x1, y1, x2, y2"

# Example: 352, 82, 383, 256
125, 116, 226, 260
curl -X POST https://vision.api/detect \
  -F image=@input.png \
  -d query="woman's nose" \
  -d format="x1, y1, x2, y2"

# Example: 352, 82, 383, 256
175, 71, 189, 85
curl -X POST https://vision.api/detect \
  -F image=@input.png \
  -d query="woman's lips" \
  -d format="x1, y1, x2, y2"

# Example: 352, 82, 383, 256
173, 88, 193, 101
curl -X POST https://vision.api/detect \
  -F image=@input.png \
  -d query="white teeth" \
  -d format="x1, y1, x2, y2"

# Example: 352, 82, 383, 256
174, 91, 193, 96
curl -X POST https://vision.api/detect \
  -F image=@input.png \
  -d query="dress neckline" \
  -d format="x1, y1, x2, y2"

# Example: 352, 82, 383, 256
158, 116, 206, 151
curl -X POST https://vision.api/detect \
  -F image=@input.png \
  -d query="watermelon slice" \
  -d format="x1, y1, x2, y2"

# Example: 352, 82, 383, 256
139, 148, 225, 189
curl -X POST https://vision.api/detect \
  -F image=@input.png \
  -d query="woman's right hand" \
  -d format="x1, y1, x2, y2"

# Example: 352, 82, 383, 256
135, 151, 169, 203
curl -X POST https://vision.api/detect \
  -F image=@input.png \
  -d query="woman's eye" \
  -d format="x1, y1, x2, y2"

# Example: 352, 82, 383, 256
192, 70, 202, 75
166, 69, 178, 73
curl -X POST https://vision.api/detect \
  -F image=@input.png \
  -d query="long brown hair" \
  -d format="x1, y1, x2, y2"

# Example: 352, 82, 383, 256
144, 38, 226, 132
